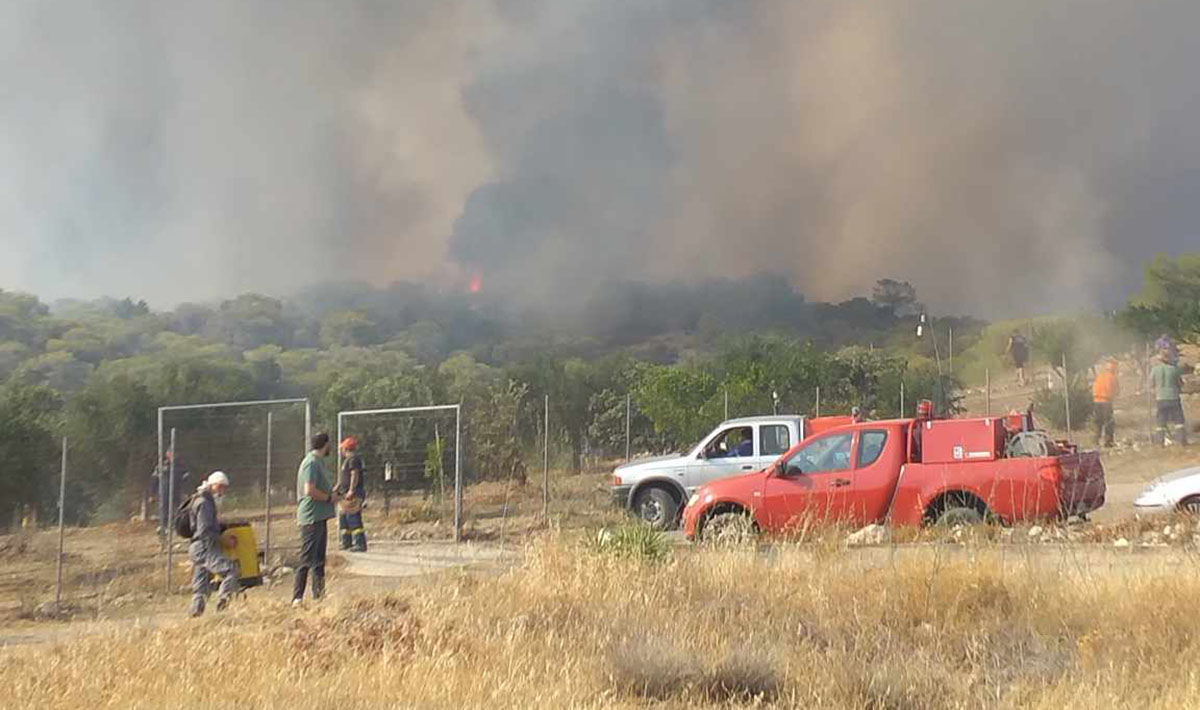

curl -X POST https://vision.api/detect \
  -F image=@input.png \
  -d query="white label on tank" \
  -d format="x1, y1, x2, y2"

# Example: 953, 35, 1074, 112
953, 445, 964, 460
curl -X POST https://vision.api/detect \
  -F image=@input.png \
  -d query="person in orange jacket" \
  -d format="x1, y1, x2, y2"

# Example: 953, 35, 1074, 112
1092, 359, 1120, 447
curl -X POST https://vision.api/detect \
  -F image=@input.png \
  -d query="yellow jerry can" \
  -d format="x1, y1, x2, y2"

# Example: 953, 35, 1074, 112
218, 521, 263, 588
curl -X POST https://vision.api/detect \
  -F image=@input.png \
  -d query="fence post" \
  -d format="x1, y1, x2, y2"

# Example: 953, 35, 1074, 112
1062, 354, 1072, 440
454, 406, 463, 543
815, 387, 821, 418
156, 409, 164, 551
899, 381, 905, 418
624, 393, 631, 462
949, 327, 954, 372
724, 387, 729, 420
985, 368, 991, 417
542, 394, 550, 522
164, 428, 177, 594
264, 411, 273, 565
55, 437, 67, 606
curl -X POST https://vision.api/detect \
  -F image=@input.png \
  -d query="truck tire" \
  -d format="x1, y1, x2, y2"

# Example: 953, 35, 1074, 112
633, 487, 678, 530
701, 512, 756, 545
936, 506, 984, 527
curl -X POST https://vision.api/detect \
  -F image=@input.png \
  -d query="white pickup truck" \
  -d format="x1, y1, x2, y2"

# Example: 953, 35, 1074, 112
611, 414, 852, 529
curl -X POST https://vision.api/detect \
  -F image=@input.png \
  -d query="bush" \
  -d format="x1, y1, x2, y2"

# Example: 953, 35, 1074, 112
1031, 380, 1094, 432
591, 524, 671, 563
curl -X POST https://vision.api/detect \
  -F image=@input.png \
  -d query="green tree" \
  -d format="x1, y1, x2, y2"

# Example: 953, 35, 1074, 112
320, 310, 379, 348
0, 381, 61, 524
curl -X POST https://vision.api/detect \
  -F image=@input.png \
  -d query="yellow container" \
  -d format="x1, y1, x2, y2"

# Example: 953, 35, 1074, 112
219, 521, 263, 588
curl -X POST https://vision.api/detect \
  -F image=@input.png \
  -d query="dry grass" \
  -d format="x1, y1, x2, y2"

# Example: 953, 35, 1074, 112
7, 538, 1200, 709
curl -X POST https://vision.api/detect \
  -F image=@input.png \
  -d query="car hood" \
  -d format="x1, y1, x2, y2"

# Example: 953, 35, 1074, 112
616, 453, 688, 475
694, 470, 769, 500
1142, 465, 1200, 494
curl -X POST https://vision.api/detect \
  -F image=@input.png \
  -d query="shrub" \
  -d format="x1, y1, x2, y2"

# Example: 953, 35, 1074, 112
591, 524, 670, 563
1031, 379, 1094, 431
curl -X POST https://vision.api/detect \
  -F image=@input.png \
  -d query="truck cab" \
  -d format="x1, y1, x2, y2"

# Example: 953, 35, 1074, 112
612, 414, 851, 529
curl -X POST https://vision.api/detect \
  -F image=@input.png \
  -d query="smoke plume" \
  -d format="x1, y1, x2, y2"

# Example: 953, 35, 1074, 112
3, 1, 1198, 316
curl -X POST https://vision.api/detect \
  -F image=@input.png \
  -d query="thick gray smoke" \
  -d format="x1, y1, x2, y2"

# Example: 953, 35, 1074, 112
3, 1, 1199, 316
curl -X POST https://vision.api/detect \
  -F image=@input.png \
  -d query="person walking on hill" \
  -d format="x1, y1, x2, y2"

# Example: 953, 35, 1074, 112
1092, 359, 1120, 448
294, 433, 336, 605
1149, 350, 1193, 446
1005, 331, 1030, 386
336, 437, 369, 553
189, 471, 239, 617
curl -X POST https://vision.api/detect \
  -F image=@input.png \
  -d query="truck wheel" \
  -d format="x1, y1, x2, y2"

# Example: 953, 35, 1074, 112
1179, 496, 1200, 515
633, 488, 678, 530
936, 506, 984, 527
701, 512, 756, 545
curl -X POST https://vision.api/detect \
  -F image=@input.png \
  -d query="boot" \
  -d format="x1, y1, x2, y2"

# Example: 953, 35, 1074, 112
340, 533, 353, 551
351, 532, 368, 553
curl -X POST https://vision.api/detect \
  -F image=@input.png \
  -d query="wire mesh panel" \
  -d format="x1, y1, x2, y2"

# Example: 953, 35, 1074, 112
337, 406, 462, 541
157, 399, 309, 587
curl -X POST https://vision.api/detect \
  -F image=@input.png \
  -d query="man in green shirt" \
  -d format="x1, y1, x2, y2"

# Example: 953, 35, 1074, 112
1149, 349, 1193, 446
293, 433, 336, 604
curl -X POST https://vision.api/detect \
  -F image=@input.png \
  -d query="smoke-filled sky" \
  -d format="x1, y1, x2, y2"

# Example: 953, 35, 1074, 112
2, 0, 1198, 317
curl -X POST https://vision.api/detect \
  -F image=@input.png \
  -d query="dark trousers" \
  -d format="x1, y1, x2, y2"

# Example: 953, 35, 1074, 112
1155, 400, 1188, 446
292, 521, 328, 601
339, 505, 368, 552
1093, 402, 1115, 447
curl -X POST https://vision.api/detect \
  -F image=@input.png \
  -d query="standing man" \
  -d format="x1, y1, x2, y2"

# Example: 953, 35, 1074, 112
1092, 359, 1120, 448
189, 471, 239, 617
336, 437, 368, 552
1149, 349, 1193, 446
294, 433, 335, 605
1004, 331, 1030, 386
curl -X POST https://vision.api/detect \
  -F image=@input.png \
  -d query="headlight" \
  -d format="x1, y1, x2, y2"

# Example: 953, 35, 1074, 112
687, 494, 700, 508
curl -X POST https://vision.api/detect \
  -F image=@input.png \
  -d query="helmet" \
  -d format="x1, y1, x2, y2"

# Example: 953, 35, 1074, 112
340, 437, 358, 452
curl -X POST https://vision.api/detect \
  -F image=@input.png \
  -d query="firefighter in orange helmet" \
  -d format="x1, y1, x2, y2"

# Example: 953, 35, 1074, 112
336, 437, 368, 552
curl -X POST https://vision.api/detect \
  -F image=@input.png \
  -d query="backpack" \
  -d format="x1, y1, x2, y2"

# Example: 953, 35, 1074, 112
174, 494, 197, 539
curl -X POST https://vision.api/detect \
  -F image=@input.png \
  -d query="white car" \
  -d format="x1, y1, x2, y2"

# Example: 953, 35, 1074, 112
1134, 465, 1200, 515
611, 415, 842, 529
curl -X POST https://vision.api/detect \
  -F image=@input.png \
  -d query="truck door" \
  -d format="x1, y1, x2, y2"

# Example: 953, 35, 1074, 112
761, 430, 856, 531
846, 427, 902, 525
688, 425, 756, 491
757, 422, 793, 471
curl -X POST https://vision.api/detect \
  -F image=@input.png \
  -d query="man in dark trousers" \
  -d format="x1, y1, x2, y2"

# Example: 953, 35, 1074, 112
336, 437, 368, 552
1150, 349, 1193, 446
189, 471, 239, 617
294, 433, 335, 605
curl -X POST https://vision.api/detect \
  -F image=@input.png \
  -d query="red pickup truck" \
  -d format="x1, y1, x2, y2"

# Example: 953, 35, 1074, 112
681, 415, 1106, 541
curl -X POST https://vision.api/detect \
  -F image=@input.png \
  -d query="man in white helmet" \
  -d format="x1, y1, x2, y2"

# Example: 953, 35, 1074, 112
188, 471, 240, 617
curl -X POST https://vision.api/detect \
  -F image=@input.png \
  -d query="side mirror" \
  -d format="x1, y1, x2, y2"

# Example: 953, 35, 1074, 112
783, 462, 803, 477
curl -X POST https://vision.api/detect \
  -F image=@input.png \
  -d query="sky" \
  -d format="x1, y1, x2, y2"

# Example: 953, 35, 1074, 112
2, 0, 1198, 317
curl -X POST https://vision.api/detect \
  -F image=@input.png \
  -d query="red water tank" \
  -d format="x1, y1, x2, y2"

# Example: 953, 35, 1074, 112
919, 418, 1007, 464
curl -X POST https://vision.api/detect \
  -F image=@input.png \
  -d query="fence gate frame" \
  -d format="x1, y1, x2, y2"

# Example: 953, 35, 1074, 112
157, 398, 312, 591
337, 404, 463, 542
